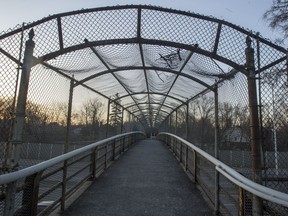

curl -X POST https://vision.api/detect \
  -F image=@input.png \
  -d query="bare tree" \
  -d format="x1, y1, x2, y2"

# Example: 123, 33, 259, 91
79, 98, 105, 138
0, 97, 14, 141
219, 102, 234, 130
263, 0, 288, 43
188, 95, 214, 148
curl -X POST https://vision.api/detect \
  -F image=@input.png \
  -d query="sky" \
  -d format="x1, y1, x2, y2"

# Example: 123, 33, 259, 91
0, 0, 282, 44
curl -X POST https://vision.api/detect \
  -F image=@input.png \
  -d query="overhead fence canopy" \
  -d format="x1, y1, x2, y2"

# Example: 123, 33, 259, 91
0, 4, 286, 129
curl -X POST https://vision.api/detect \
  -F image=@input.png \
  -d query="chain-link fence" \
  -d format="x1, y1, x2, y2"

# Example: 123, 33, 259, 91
0, 5, 287, 215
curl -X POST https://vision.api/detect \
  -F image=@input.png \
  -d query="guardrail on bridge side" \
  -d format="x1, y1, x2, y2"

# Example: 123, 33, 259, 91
0, 131, 145, 216
158, 132, 288, 216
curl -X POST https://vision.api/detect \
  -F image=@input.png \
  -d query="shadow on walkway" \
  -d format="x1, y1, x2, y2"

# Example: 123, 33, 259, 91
60, 139, 213, 216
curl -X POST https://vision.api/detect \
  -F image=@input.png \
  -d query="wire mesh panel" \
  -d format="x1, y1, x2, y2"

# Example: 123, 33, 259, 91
260, 60, 288, 211
0, 5, 287, 215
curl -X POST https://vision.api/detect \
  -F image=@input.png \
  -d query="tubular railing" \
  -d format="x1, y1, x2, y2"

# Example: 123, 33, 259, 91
158, 132, 288, 216
0, 132, 145, 216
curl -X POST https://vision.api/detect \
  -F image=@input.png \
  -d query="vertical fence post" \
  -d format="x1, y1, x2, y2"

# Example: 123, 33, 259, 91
128, 113, 131, 132
120, 108, 124, 133
20, 171, 43, 216
112, 140, 116, 160
214, 84, 220, 215
61, 78, 74, 211
175, 110, 178, 135
193, 150, 197, 183
179, 142, 182, 163
238, 187, 245, 216
104, 143, 107, 169
169, 114, 172, 133
186, 102, 189, 140
90, 147, 97, 179
4, 29, 35, 216
245, 36, 263, 215
185, 146, 188, 171
106, 98, 111, 138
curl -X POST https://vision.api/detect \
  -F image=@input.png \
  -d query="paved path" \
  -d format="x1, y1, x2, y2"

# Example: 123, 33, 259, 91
60, 139, 213, 216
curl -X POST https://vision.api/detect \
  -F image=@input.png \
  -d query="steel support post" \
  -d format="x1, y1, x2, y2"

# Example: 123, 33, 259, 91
193, 150, 197, 183
112, 140, 116, 160
4, 29, 35, 216
104, 144, 108, 169
61, 78, 74, 211
120, 108, 124, 133
175, 110, 178, 135
90, 147, 97, 179
128, 113, 131, 132
17, 171, 43, 216
186, 103, 189, 140
164, 118, 167, 132
238, 187, 245, 216
245, 36, 263, 215
185, 146, 188, 171
214, 84, 220, 215
105, 99, 111, 138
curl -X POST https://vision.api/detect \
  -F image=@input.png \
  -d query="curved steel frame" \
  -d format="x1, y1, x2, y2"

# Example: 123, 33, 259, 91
0, 4, 286, 128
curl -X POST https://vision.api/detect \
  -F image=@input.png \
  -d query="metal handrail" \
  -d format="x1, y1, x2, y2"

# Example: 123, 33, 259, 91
0, 131, 144, 185
158, 132, 288, 208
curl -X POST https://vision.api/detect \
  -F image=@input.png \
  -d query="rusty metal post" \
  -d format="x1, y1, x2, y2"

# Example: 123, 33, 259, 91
238, 187, 245, 216
4, 29, 35, 216
105, 98, 111, 138
61, 78, 74, 211
214, 84, 220, 215
245, 36, 263, 215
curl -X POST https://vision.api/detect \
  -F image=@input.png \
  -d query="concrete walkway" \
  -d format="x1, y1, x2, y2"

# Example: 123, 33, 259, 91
60, 139, 213, 216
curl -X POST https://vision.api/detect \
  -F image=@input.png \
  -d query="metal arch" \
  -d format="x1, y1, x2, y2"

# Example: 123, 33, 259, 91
1, 5, 285, 54
131, 108, 169, 118
37, 38, 248, 76
41, 62, 148, 129
2, 4, 285, 79
125, 102, 174, 111
132, 107, 170, 115
117, 92, 185, 104
2, 4, 286, 129
84, 39, 148, 126
74, 66, 213, 91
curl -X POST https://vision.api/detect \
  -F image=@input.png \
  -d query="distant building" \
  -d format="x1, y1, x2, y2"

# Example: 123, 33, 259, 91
221, 126, 249, 150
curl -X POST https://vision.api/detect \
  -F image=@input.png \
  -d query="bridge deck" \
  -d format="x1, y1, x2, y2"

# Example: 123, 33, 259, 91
59, 139, 213, 216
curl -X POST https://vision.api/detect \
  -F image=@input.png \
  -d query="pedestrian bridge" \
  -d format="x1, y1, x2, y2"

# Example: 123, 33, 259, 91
0, 133, 287, 216
0, 5, 288, 216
